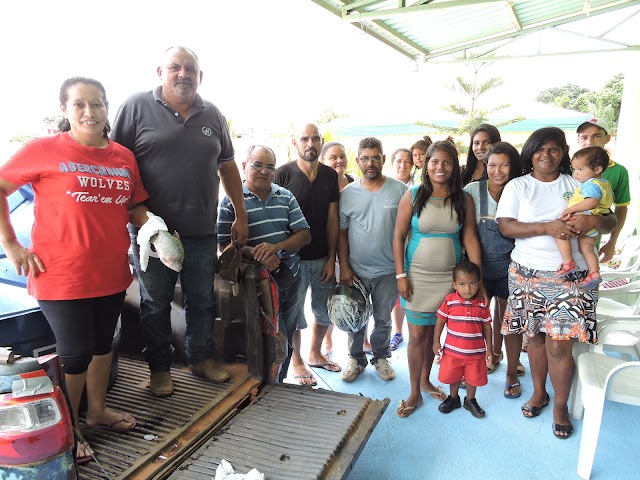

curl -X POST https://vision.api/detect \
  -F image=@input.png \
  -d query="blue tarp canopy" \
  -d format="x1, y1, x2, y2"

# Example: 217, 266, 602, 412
329, 116, 593, 138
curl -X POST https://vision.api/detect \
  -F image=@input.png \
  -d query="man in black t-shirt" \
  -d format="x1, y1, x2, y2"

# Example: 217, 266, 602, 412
273, 123, 341, 384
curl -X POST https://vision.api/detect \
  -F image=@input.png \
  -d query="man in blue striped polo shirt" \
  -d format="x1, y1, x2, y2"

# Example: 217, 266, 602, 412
217, 145, 311, 382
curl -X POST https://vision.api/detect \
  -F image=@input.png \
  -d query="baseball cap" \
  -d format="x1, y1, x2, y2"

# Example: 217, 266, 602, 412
577, 117, 610, 134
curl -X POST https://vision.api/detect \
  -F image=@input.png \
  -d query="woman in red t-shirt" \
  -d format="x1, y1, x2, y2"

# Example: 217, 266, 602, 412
0, 77, 149, 464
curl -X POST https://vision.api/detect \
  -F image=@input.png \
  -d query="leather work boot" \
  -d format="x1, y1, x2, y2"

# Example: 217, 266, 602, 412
149, 371, 174, 397
190, 359, 231, 383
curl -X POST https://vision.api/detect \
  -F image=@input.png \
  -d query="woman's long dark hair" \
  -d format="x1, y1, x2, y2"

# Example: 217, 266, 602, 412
57, 76, 111, 138
461, 124, 501, 185
520, 127, 571, 176
414, 141, 465, 223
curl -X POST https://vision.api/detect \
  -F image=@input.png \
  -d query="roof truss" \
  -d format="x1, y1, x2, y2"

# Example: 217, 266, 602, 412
309, 0, 640, 62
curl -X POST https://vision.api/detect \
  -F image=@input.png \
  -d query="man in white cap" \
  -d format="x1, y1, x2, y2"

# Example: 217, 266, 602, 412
576, 118, 630, 262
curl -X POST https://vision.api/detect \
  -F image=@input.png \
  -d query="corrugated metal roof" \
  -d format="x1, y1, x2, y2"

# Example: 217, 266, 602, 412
310, 0, 640, 62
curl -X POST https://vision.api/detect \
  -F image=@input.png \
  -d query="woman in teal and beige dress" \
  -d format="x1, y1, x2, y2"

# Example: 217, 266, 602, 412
393, 141, 484, 417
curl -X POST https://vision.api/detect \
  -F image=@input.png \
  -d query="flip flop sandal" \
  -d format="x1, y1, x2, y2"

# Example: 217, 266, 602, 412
421, 386, 447, 400
504, 382, 522, 399
308, 360, 342, 372
517, 362, 526, 376
85, 413, 137, 433
397, 399, 423, 418
293, 373, 317, 386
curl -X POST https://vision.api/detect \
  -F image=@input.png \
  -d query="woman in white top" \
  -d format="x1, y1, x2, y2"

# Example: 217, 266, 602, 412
496, 127, 616, 439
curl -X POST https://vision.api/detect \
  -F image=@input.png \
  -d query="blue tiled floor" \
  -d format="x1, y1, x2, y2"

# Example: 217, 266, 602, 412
287, 326, 640, 480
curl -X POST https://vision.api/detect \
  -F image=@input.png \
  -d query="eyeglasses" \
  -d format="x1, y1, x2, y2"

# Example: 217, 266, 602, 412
359, 155, 383, 163
247, 162, 276, 173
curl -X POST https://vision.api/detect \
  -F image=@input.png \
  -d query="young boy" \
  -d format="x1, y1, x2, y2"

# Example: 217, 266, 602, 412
434, 260, 492, 418
556, 146, 614, 289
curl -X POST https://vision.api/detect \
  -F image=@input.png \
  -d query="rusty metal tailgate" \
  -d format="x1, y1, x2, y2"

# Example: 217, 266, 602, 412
166, 384, 388, 480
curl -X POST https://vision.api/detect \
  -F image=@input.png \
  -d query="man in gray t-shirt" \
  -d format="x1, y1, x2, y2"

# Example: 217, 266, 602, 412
338, 137, 407, 383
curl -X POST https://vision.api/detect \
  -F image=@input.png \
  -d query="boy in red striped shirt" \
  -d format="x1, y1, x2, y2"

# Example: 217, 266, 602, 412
434, 260, 493, 418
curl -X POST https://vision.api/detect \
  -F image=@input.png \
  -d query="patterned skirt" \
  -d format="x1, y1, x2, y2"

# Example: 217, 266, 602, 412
501, 261, 598, 344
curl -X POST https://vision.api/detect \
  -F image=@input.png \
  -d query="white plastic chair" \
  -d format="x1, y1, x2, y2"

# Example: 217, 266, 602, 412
596, 297, 640, 319
570, 317, 640, 419
597, 278, 640, 318
574, 325, 640, 479
593, 316, 640, 361
600, 235, 640, 281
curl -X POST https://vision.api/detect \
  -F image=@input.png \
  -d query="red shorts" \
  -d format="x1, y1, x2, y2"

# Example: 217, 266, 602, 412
395, 295, 401, 308
438, 352, 488, 387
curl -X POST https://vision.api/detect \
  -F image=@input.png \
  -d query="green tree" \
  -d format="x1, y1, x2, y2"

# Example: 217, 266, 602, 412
535, 74, 624, 133
316, 106, 348, 125
417, 59, 522, 153
535, 84, 590, 105
267, 107, 350, 162
9, 133, 36, 143
43, 116, 62, 128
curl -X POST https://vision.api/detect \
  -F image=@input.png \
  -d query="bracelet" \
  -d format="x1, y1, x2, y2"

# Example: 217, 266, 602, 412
395, 273, 407, 279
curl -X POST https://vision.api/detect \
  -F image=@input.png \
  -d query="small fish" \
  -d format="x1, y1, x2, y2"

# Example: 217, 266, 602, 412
150, 230, 184, 272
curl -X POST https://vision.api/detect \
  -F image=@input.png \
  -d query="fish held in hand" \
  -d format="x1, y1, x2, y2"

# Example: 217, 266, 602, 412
151, 230, 184, 272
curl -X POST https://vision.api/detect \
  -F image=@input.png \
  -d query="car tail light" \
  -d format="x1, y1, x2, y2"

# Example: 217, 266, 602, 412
0, 385, 74, 465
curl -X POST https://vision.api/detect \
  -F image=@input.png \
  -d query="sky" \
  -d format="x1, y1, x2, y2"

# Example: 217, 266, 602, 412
1, 0, 637, 145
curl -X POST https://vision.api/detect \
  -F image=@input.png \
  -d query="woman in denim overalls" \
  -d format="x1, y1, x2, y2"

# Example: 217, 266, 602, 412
464, 142, 524, 399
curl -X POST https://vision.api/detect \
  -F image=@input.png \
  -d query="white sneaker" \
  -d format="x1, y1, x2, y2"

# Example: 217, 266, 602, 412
341, 358, 365, 383
374, 358, 395, 381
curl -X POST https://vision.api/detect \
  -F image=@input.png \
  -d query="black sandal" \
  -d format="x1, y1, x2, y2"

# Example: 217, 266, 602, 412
552, 423, 573, 439
521, 393, 550, 418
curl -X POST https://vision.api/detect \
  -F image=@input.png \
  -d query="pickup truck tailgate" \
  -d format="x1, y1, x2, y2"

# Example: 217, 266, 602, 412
167, 384, 388, 480
77, 358, 387, 480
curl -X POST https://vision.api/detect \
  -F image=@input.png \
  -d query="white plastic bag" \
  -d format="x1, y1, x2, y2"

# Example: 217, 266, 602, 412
137, 211, 168, 271
214, 459, 264, 480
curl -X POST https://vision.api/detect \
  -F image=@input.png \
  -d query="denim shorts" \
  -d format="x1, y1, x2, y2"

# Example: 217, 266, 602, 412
292, 257, 336, 328
482, 256, 510, 300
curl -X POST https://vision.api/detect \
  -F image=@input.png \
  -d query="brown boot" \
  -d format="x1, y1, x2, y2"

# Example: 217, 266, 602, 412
149, 371, 174, 397
190, 359, 231, 383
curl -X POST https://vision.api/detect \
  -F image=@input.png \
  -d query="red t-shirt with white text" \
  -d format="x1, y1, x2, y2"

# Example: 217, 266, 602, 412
0, 132, 148, 300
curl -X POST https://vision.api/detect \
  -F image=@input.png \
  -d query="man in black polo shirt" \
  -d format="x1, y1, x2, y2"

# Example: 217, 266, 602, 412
274, 123, 341, 385
111, 46, 248, 397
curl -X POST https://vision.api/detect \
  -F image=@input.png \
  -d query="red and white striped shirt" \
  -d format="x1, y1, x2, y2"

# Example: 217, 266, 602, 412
437, 292, 491, 359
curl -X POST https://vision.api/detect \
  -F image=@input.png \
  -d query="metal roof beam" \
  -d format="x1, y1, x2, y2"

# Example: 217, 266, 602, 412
310, 0, 423, 59
599, 6, 640, 36
367, 19, 431, 56
343, 0, 387, 13
342, 0, 505, 22
553, 26, 631, 47
423, 0, 640, 59
427, 46, 640, 64
505, 2, 521, 31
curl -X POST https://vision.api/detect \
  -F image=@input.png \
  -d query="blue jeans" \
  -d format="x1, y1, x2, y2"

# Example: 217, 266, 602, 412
347, 273, 398, 367
292, 257, 336, 328
278, 274, 303, 381
477, 217, 513, 300
131, 233, 217, 372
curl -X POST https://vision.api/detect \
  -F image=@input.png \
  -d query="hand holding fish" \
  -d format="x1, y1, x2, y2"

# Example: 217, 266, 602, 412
137, 212, 184, 272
